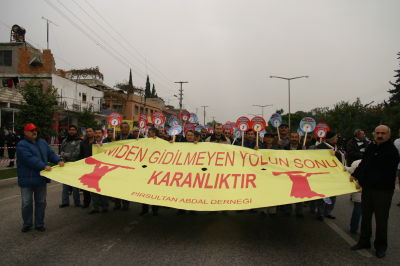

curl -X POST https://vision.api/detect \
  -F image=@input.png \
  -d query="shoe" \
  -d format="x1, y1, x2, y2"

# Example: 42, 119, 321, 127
376, 250, 386, 258
317, 215, 324, 221
325, 214, 336, 219
89, 210, 100, 215
21, 226, 31, 233
35, 227, 46, 232
350, 243, 371, 250
59, 204, 69, 208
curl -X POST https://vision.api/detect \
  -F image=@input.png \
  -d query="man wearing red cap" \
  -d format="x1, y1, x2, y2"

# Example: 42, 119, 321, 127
16, 123, 64, 232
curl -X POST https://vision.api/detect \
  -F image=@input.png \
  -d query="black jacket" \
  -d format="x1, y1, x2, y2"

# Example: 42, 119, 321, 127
353, 141, 400, 190
79, 138, 94, 159
346, 137, 369, 166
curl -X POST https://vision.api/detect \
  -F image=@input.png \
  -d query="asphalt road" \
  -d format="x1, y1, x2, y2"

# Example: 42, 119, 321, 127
1, 177, 400, 266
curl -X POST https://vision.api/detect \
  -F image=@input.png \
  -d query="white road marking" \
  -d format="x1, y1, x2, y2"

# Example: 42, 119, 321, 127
324, 219, 372, 258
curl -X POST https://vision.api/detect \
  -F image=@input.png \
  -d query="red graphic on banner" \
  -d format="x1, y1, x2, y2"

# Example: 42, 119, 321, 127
272, 171, 328, 198
79, 157, 135, 192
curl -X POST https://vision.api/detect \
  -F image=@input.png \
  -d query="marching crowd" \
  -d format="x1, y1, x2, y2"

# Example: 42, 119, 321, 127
14, 121, 400, 258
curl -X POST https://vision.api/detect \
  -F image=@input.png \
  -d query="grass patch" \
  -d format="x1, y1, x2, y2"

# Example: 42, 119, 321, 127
0, 168, 17, 180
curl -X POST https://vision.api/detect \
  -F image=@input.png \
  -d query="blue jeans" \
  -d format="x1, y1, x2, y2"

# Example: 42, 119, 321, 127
350, 202, 362, 233
61, 184, 80, 206
21, 185, 47, 228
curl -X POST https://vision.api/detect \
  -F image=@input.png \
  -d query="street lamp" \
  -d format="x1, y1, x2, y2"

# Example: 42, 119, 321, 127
252, 104, 273, 119
269, 75, 309, 130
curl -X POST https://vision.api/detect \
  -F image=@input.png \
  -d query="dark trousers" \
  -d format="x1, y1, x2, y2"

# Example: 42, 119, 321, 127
358, 188, 393, 251
350, 202, 362, 233
317, 196, 336, 216
82, 190, 91, 207
7, 146, 15, 166
141, 204, 159, 213
114, 198, 130, 209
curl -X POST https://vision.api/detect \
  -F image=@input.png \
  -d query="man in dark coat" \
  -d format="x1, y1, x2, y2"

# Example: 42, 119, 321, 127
79, 127, 95, 208
6, 128, 19, 167
113, 122, 135, 211
346, 129, 369, 166
350, 125, 399, 258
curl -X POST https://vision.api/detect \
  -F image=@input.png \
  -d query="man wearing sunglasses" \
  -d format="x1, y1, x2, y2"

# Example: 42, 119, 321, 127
16, 123, 64, 233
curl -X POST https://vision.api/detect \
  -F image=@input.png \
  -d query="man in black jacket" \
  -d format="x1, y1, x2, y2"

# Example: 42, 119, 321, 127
79, 127, 95, 208
113, 122, 134, 211
346, 129, 369, 166
350, 125, 399, 258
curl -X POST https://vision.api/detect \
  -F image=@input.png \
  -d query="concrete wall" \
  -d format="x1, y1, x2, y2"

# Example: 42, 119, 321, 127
52, 74, 103, 112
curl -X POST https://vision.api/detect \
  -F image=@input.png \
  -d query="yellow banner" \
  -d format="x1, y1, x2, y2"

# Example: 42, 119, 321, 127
41, 138, 357, 211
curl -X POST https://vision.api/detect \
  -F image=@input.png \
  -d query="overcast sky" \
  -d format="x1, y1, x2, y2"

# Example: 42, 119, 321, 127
1, 0, 399, 123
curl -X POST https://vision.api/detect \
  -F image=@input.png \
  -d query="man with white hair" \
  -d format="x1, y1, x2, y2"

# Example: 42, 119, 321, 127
350, 125, 399, 258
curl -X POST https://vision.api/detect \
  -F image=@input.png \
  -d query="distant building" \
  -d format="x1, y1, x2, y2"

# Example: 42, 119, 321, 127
0, 40, 105, 130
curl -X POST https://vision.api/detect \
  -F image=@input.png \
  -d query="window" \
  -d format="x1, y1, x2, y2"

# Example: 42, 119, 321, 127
0, 50, 12, 66
82, 93, 87, 103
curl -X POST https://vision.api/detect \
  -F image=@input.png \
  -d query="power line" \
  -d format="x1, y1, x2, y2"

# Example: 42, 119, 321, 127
44, 0, 177, 101
82, 0, 176, 86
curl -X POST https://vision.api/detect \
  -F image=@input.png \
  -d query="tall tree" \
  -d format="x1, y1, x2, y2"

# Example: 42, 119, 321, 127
128, 68, 133, 86
388, 52, 400, 105
145, 75, 151, 98
16, 82, 58, 139
151, 84, 157, 98
78, 107, 99, 129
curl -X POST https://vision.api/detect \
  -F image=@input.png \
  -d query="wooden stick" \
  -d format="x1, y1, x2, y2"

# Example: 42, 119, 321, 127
241, 132, 244, 147
303, 131, 308, 147
172, 135, 176, 142
113, 126, 116, 140
256, 132, 259, 147
277, 127, 281, 141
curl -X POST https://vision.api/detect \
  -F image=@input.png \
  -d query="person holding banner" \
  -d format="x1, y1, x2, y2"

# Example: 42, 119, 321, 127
139, 127, 160, 216
200, 127, 209, 142
315, 131, 343, 221
79, 127, 95, 208
282, 132, 305, 218
351, 125, 399, 258
59, 125, 82, 208
223, 128, 234, 143
113, 122, 135, 211
205, 124, 230, 144
239, 129, 258, 149
277, 124, 290, 147
89, 129, 110, 214
104, 128, 114, 143
17, 123, 64, 232
259, 132, 278, 216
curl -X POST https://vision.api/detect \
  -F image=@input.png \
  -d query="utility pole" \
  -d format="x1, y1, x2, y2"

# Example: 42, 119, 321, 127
212, 116, 216, 127
41, 16, 58, 49
174, 81, 188, 121
201, 105, 208, 126
270, 75, 309, 130
252, 104, 273, 119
